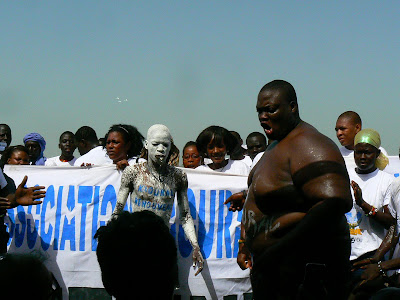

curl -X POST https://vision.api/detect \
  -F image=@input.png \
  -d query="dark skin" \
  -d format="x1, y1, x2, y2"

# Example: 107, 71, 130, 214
351, 224, 399, 293
224, 135, 266, 211
246, 136, 266, 160
335, 116, 361, 150
206, 138, 229, 170
59, 133, 76, 162
224, 191, 246, 212
0, 125, 12, 152
345, 143, 397, 295
75, 139, 98, 156
182, 145, 202, 169
352, 224, 397, 272
351, 143, 395, 229
7, 150, 29, 165
0, 176, 46, 215
106, 131, 132, 171
24, 141, 41, 164
238, 89, 352, 288
229, 132, 246, 160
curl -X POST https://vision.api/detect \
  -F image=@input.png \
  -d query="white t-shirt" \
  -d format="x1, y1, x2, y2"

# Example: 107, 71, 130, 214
195, 159, 249, 176
74, 146, 146, 167
346, 168, 393, 260
45, 156, 77, 166
388, 178, 400, 275
239, 155, 253, 168
74, 146, 112, 166
389, 178, 400, 232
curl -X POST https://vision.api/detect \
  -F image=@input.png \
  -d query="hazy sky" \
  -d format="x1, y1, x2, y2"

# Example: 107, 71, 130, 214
1, 1, 399, 158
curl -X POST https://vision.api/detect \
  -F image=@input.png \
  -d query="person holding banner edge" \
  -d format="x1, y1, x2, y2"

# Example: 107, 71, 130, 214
112, 124, 203, 277
0, 169, 46, 254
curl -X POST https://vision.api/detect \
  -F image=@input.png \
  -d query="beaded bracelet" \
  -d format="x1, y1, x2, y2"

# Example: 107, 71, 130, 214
367, 206, 378, 217
377, 261, 387, 278
238, 239, 245, 244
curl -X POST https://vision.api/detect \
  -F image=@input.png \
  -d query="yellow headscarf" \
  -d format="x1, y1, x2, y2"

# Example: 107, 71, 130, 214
354, 128, 389, 170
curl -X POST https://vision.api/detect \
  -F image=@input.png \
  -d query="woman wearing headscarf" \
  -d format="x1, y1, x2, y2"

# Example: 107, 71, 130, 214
23, 133, 47, 165
345, 129, 396, 296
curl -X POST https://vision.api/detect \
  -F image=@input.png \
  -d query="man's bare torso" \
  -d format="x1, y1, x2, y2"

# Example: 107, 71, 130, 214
244, 137, 306, 254
243, 122, 349, 255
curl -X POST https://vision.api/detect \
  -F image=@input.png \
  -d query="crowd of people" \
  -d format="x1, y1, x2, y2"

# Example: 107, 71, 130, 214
0, 122, 269, 174
1, 79, 400, 299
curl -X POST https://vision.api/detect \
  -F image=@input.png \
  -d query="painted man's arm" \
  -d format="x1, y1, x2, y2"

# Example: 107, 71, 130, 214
112, 168, 131, 218
177, 172, 204, 275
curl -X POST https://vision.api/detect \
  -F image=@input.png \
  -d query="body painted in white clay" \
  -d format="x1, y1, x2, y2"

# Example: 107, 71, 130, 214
112, 124, 204, 275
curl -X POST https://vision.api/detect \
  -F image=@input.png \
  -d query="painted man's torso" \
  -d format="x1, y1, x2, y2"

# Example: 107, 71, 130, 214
115, 162, 186, 226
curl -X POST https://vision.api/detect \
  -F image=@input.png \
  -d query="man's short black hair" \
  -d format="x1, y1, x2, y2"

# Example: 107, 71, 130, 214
75, 126, 98, 144
95, 211, 177, 299
337, 111, 362, 127
0, 124, 11, 131
259, 79, 297, 104
196, 126, 238, 156
246, 132, 267, 144
59, 131, 75, 143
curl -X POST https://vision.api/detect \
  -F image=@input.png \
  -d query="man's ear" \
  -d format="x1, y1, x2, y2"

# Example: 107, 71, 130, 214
290, 101, 298, 113
144, 140, 149, 150
355, 123, 361, 133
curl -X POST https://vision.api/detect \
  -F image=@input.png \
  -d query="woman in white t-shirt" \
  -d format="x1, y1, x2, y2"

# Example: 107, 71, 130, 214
195, 126, 249, 176
104, 124, 146, 170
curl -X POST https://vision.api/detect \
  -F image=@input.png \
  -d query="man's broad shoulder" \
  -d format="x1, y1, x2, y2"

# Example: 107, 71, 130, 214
290, 123, 340, 155
286, 122, 344, 170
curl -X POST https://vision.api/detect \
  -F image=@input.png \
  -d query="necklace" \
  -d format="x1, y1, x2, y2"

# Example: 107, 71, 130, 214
59, 157, 72, 162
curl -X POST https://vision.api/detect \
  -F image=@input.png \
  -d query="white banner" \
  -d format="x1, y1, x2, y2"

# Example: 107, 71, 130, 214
3, 165, 251, 300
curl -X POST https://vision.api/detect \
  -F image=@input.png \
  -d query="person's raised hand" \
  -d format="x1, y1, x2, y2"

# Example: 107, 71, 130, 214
116, 159, 129, 171
13, 176, 45, 207
352, 257, 375, 271
351, 180, 364, 207
224, 192, 246, 212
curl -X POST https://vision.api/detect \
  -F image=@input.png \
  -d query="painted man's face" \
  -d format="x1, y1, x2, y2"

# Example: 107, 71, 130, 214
146, 127, 171, 166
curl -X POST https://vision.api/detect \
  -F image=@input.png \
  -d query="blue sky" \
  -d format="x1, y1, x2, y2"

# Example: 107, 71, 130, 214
1, 1, 399, 157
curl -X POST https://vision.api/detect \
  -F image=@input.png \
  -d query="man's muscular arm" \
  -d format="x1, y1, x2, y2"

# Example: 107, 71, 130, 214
112, 167, 132, 218
177, 171, 204, 275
